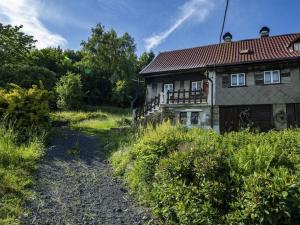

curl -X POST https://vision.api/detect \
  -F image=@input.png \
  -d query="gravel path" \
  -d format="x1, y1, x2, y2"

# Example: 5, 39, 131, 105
21, 129, 148, 225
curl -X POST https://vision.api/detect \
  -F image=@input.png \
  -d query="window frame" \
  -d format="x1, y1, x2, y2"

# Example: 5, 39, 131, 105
231, 73, 246, 87
191, 112, 199, 125
191, 81, 202, 91
294, 42, 300, 51
264, 70, 281, 85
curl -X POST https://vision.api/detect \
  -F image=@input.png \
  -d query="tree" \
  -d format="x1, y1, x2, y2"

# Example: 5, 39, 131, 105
137, 51, 155, 72
80, 23, 138, 106
28, 47, 82, 77
55, 72, 83, 110
0, 23, 36, 65
0, 64, 57, 90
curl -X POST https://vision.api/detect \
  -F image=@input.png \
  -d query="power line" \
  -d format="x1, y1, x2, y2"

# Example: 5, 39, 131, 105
219, 0, 230, 44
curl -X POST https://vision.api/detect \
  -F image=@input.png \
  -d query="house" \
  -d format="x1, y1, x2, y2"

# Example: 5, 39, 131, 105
137, 27, 300, 133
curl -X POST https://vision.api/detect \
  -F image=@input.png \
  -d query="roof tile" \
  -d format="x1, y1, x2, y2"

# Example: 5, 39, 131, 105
141, 33, 300, 75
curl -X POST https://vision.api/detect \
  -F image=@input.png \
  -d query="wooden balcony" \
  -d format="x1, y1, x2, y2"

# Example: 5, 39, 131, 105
135, 89, 208, 120
164, 89, 208, 105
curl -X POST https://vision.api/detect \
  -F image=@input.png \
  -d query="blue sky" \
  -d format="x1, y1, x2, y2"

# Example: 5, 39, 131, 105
0, 0, 300, 56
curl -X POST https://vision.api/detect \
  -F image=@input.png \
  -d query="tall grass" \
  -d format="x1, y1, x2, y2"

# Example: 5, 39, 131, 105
0, 125, 43, 225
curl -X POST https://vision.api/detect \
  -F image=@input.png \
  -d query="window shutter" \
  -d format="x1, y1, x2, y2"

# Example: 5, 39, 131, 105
222, 75, 230, 88
255, 73, 264, 85
281, 72, 291, 84
203, 80, 209, 93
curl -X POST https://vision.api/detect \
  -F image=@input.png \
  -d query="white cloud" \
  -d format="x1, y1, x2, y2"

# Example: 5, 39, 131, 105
145, 0, 216, 51
0, 0, 67, 48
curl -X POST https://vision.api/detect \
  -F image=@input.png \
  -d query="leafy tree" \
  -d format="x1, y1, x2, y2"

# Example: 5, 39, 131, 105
0, 64, 57, 90
137, 51, 155, 72
0, 23, 36, 65
80, 23, 138, 106
55, 72, 83, 110
28, 47, 82, 77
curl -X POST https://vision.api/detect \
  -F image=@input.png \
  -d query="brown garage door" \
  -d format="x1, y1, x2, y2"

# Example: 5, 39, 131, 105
287, 103, 300, 128
220, 105, 273, 133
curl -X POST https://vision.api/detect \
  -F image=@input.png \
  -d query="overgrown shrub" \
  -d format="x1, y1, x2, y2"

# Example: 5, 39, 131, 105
111, 122, 300, 225
55, 72, 83, 110
0, 83, 50, 137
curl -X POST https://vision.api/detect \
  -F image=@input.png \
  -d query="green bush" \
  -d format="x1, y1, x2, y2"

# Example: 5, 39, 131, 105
111, 122, 300, 225
55, 72, 83, 110
0, 83, 50, 137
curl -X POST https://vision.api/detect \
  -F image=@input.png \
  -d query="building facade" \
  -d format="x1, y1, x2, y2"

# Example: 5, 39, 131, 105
138, 28, 300, 133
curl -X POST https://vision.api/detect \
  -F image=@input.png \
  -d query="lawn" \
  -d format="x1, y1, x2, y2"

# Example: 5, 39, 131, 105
50, 106, 133, 155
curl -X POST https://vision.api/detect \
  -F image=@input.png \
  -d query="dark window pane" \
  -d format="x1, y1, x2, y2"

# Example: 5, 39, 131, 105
180, 112, 187, 124
191, 112, 199, 125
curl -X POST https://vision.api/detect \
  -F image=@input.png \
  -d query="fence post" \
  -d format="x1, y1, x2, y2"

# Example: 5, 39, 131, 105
167, 91, 170, 104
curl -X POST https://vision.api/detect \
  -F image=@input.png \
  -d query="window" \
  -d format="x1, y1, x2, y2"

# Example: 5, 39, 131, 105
191, 112, 199, 125
264, 70, 280, 84
192, 81, 203, 91
191, 81, 202, 94
164, 83, 174, 95
179, 112, 187, 124
294, 42, 300, 51
231, 73, 245, 86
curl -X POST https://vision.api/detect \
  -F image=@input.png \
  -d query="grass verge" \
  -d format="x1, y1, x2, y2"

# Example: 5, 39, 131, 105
50, 106, 132, 155
0, 126, 44, 225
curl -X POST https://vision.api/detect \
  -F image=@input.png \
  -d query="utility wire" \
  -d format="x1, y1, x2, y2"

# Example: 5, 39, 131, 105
219, 0, 230, 44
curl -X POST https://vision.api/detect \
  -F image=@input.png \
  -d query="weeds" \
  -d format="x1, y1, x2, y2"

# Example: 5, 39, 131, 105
0, 125, 43, 225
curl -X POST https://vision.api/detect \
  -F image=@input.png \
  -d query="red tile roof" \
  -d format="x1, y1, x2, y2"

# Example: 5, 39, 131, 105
140, 33, 300, 75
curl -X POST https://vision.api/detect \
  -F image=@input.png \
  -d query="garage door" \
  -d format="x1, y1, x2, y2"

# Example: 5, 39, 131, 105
287, 103, 300, 128
220, 105, 273, 133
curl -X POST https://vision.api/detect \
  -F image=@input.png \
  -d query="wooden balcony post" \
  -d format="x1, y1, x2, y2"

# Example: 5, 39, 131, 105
194, 90, 196, 104
177, 90, 180, 104
183, 89, 185, 103
200, 89, 203, 103
158, 94, 160, 106
167, 91, 170, 104
189, 90, 191, 103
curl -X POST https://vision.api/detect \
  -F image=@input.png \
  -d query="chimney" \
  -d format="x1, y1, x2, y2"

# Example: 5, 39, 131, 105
260, 26, 270, 37
223, 32, 232, 43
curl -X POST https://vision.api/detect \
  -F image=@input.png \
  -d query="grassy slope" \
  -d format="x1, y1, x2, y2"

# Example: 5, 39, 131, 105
50, 106, 132, 155
0, 127, 43, 225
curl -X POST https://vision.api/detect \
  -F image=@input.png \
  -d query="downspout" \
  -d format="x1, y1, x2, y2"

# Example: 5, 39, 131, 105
205, 70, 214, 129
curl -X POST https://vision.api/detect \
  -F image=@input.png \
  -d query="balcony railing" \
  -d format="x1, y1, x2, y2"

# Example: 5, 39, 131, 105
165, 89, 208, 104
134, 89, 208, 121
